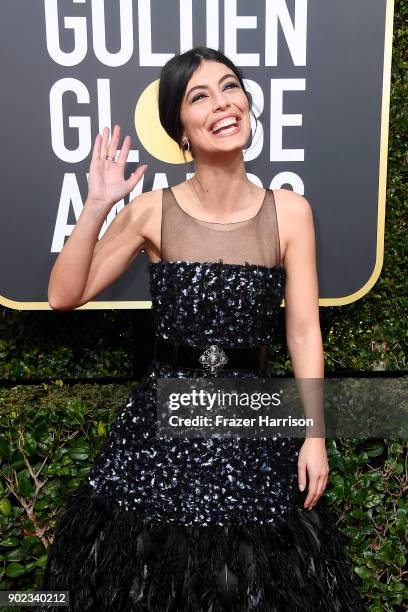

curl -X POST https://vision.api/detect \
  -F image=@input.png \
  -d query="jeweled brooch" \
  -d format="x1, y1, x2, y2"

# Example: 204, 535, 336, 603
199, 344, 228, 373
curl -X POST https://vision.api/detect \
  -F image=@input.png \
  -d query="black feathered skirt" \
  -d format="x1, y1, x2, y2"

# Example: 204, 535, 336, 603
38, 481, 364, 612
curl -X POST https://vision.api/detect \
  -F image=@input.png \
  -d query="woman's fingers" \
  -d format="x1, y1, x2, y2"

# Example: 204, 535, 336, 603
92, 127, 145, 195
298, 462, 307, 493
310, 475, 326, 509
308, 480, 320, 508
316, 475, 327, 503
93, 125, 132, 164
91, 133, 101, 163
116, 134, 131, 166
100, 127, 110, 158
303, 474, 318, 509
126, 164, 148, 191
304, 472, 328, 509
107, 125, 121, 160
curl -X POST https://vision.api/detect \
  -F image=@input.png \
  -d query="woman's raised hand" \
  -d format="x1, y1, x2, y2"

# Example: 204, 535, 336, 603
87, 125, 148, 210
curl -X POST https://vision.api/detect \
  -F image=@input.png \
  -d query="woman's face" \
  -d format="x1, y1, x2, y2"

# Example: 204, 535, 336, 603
179, 60, 251, 158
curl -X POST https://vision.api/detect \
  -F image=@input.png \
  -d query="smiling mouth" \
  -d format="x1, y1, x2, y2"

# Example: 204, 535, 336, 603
210, 116, 241, 135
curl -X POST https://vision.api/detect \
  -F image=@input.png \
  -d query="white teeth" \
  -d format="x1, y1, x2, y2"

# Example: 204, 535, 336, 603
211, 117, 238, 133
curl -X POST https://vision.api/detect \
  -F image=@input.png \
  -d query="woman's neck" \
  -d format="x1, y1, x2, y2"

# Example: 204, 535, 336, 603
189, 151, 255, 217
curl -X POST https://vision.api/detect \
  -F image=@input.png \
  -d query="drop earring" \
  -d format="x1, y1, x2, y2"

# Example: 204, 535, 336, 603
181, 137, 190, 153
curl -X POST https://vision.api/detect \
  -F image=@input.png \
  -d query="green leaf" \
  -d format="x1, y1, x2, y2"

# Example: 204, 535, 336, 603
5, 548, 25, 562
0, 498, 12, 516
23, 432, 37, 456
0, 537, 20, 547
354, 566, 373, 580
364, 494, 384, 508
5, 562, 26, 578
0, 437, 11, 458
35, 554, 48, 568
34, 499, 49, 510
17, 471, 34, 497
22, 536, 41, 550
366, 444, 384, 457
68, 448, 89, 461
97, 421, 106, 437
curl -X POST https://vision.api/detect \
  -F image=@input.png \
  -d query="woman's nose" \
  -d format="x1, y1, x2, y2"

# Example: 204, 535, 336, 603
212, 92, 230, 111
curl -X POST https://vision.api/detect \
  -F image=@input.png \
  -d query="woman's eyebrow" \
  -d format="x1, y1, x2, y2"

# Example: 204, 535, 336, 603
185, 73, 239, 98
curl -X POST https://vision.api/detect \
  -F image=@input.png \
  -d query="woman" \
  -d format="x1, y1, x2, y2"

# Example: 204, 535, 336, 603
41, 47, 363, 611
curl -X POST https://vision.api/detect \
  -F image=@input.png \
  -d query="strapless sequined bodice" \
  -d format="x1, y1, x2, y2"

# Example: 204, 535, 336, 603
149, 260, 286, 348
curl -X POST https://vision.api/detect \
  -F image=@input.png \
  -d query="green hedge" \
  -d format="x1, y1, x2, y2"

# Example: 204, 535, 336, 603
0, 384, 406, 610
0, 383, 130, 609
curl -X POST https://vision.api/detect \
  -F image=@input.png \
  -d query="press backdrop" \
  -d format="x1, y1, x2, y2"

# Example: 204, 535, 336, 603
0, 0, 394, 309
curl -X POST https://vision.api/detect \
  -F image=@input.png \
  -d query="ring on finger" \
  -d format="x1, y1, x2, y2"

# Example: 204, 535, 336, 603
106, 155, 115, 161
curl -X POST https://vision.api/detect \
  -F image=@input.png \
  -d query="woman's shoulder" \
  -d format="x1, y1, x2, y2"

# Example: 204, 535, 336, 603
273, 188, 313, 222
128, 186, 164, 206
273, 187, 311, 208
272, 188, 315, 257
127, 187, 164, 223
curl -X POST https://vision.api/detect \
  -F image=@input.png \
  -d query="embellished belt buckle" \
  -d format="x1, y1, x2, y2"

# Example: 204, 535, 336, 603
199, 344, 228, 373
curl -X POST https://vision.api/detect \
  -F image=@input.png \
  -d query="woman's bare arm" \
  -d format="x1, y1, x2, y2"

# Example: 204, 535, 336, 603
48, 125, 148, 310
281, 189, 329, 511
48, 199, 150, 310
283, 192, 323, 376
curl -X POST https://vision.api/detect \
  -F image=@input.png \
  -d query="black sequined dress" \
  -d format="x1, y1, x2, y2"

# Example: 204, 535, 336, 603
40, 187, 364, 611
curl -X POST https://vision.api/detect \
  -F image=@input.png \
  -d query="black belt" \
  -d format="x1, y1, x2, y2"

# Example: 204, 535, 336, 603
153, 338, 269, 372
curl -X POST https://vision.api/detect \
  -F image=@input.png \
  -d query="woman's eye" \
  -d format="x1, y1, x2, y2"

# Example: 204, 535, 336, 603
192, 93, 206, 102
191, 82, 239, 102
224, 82, 239, 90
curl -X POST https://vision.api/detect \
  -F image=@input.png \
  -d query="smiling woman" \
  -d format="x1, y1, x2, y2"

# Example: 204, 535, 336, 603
39, 46, 364, 612
182, 72, 247, 153
158, 47, 254, 162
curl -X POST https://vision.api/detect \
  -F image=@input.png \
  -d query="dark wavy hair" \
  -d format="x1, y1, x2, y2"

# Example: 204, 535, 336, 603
158, 46, 256, 158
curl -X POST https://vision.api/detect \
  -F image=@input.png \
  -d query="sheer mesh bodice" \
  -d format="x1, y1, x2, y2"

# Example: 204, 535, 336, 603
160, 186, 282, 268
